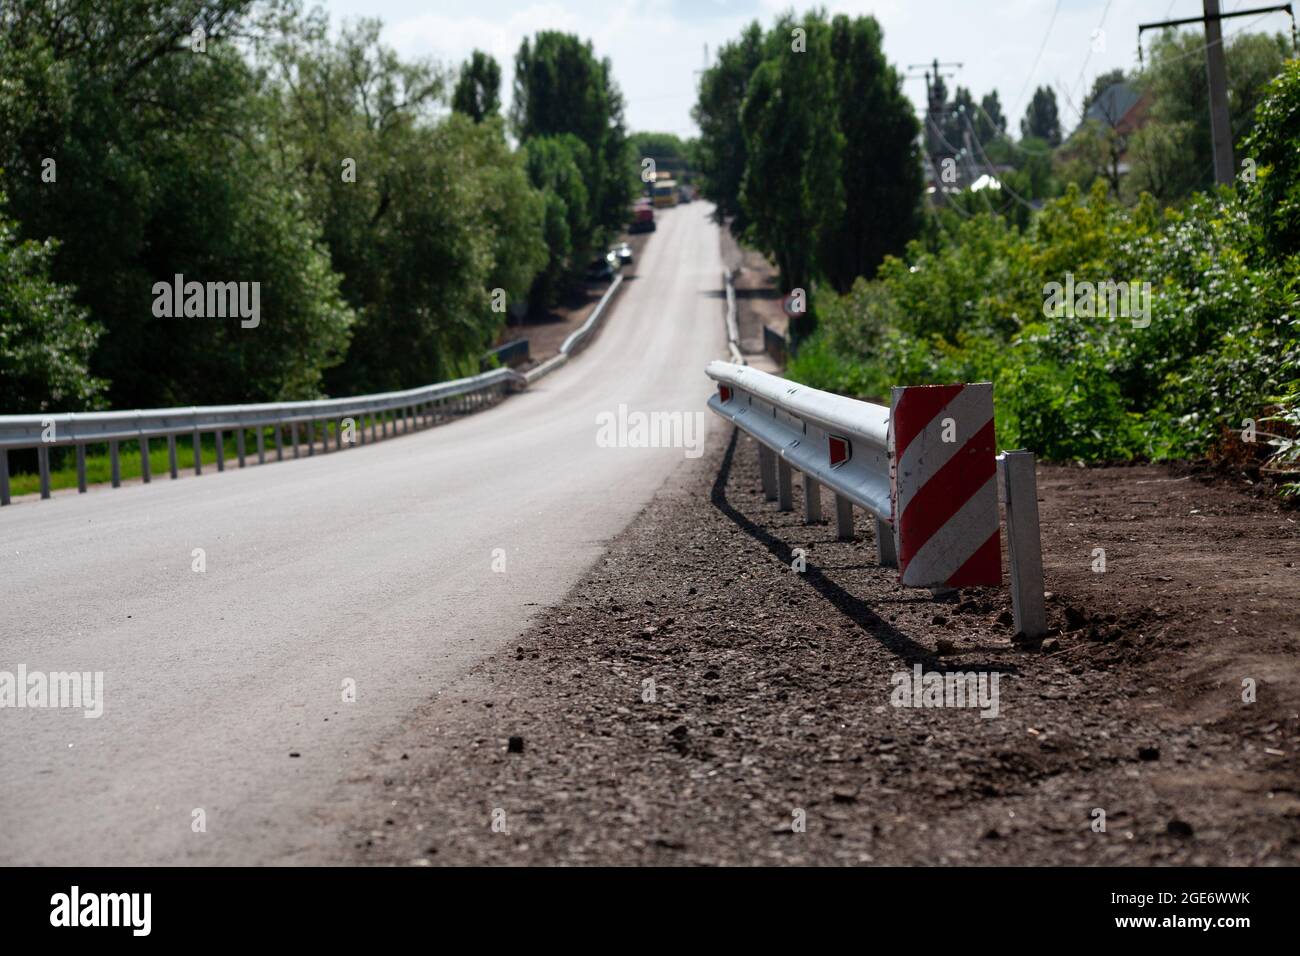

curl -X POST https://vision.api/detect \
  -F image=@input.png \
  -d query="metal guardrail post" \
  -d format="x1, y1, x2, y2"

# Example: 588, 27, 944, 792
0, 367, 526, 504
38, 446, 51, 499
1, 449, 10, 505
803, 475, 822, 523
835, 494, 854, 541
998, 450, 1047, 639
777, 459, 793, 511
875, 518, 897, 567
758, 445, 777, 500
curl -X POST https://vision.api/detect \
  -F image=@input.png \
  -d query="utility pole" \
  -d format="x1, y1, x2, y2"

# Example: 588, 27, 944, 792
906, 59, 962, 200
1203, 0, 1235, 185
1137, 2, 1299, 186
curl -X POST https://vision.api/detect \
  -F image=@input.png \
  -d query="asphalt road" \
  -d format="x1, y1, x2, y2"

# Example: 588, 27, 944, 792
0, 201, 724, 865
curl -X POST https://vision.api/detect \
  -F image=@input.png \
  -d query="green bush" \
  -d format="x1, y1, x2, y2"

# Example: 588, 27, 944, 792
789, 179, 1299, 466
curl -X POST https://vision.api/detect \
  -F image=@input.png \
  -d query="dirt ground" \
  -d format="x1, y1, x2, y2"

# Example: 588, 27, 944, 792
499, 230, 651, 368
339, 427, 1300, 866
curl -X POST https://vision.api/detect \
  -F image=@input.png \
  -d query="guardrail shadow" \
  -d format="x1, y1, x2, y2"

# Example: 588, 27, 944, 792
710, 427, 1018, 674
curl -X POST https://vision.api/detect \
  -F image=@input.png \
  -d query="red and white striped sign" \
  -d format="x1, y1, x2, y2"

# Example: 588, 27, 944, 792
889, 383, 1001, 587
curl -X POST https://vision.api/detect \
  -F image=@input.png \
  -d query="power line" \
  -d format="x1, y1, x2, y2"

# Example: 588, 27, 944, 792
1064, 0, 1116, 122
1009, 0, 1063, 119
959, 111, 1042, 213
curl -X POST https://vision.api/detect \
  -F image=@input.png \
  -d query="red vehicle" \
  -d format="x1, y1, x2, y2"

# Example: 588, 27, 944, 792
629, 199, 656, 233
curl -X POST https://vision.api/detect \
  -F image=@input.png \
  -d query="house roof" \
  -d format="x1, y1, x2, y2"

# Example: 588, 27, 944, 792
1084, 82, 1142, 128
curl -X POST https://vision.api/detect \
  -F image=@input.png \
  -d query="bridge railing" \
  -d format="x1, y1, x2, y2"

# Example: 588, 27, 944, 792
0, 271, 631, 506
0, 366, 525, 506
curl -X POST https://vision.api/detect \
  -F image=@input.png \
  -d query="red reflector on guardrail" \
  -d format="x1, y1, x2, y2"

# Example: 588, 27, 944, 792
828, 435, 851, 467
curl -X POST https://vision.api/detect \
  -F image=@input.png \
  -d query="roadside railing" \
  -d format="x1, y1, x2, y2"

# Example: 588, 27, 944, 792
524, 273, 625, 386
1, 270, 632, 506
0, 366, 525, 506
706, 360, 1046, 638
481, 337, 530, 371
723, 270, 744, 365
763, 325, 788, 367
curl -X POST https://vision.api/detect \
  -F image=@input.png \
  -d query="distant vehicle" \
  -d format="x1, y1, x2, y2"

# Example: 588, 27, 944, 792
652, 178, 678, 208
629, 200, 656, 233
586, 256, 614, 281
678, 186, 693, 203
605, 249, 621, 271
614, 242, 633, 265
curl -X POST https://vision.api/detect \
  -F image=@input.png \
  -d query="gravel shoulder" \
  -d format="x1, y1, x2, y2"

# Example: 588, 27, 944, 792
338, 427, 1300, 866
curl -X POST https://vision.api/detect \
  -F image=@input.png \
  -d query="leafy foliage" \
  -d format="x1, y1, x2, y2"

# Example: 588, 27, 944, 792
0, 183, 105, 411
452, 50, 502, 123
694, 11, 920, 309
0, 2, 571, 409
790, 181, 1298, 464
1021, 86, 1062, 147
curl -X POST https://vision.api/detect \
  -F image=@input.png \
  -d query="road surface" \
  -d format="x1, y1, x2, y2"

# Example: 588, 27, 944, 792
0, 201, 724, 865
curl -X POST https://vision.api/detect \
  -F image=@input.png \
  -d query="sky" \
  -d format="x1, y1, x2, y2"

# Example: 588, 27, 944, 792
321, 0, 1288, 136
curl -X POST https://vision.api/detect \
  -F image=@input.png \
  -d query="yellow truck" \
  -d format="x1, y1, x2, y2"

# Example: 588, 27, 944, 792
652, 178, 678, 208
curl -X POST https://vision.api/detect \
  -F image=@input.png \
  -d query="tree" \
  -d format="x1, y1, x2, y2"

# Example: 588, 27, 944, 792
1129, 29, 1289, 200
451, 50, 501, 123
266, 17, 543, 392
522, 135, 592, 309
1021, 86, 1061, 146
739, 12, 844, 318
0, 0, 354, 407
511, 32, 634, 242
0, 184, 105, 412
627, 131, 692, 189
691, 22, 765, 231
823, 13, 922, 291
976, 91, 1007, 146
1241, 59, 1300, 260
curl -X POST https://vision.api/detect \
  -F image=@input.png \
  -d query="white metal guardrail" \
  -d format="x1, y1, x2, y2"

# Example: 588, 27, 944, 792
0, 271, 630, 506
723, 270, 744, 365
523, 273, 625, 386
0, 366, 525, 505
706, 360, 1047, 638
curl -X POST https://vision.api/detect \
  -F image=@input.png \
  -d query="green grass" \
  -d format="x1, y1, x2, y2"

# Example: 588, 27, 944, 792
7, 417, 387, 497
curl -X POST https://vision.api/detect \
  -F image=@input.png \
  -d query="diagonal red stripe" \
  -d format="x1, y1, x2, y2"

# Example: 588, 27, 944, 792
945, 529, 1002, 587
898, 418, 997, 565
892, 384, 964, 460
